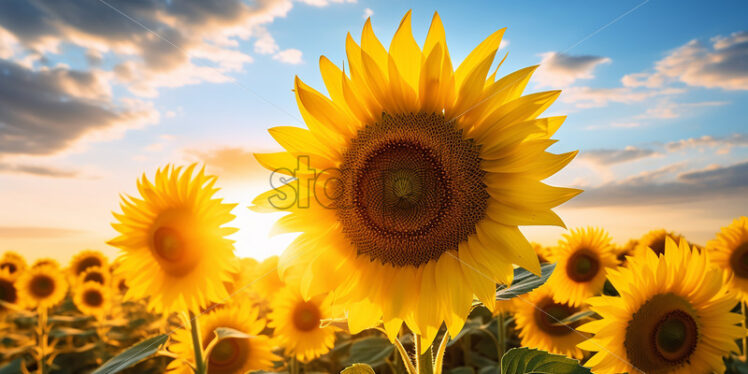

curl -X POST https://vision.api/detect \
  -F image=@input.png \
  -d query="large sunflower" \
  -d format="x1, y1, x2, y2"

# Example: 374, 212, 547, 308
513, 285, 588, 359
578, 238, 743, 374
632, 229, 686, 258
707, 216, 748, 302
108, 165, 238, 313
252, 11, 579, 347
0, 251, 26, 281
545, 227, 618, 307
69, 250, 108, 277
167, 300, 277, 374
17, 264, 68, 310
73, 281, 111, 318
0, 269, 19, 315
268, 286, 337, 363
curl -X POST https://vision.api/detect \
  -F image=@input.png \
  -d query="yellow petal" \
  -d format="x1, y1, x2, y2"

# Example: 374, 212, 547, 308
454, 28, 506, 90
388, 10, 421, 91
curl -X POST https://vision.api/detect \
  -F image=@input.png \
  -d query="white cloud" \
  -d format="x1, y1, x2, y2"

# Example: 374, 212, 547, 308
299, 0, 357, 7
534, 52, 611, 87
636, 99, 728, 119
560, 86, 684, 108
622, 31, 748, 91
273, 48, 303, 64
363, 8, 374, 19
253, 28, 280, 55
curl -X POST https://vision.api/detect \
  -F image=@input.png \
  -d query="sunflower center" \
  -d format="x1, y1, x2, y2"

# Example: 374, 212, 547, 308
76, 257, 102, 275
729, 242, 748, 278
293, 301, 321, 332
625, 293, 699, 372
83, 272, 105, 284
0, 279, 17, 306
30, 275, 55, 298
0, 263, 17, 274
534, 297, 579, 336
649, 236, 667, 256
566, 249, 600, 282
337, 112, 487, 267
150, 223, 200, 277
206, 337, 249, 373
83, 290, 103, 307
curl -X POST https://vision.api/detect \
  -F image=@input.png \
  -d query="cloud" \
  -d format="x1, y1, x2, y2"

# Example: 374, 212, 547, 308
569, 161, 748, 206
0, 226, 84, 238
0, 163, 79, 178
0, 0, 297, 96
665, 133, 748, 153
299, 0, 357, 6
0, 59, 157, 157
363, 8, 374, 19
273, 48, 303, 64
534, 52, 611, 87
636, 99, 728, 119
622, 31, 748, 90
560, 86, 684, 108
184, 146, 267, 182
580, 146, 659, 165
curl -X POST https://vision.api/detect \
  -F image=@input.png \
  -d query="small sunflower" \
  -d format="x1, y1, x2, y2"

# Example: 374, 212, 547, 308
167, 301, 277, 374
0, 269, 19, 315
579, 238, 743, 374
73, 281, 111, 318
69, 250, 108, 279
633, 229, 686, 258
108, 164, 238, 313
78, 266, 110, 286
707, 216, 748, 302
17, 264, 68, 310
532, 242, 552, 263
616, 239, 637, 266
269, 287, 337, 363
32, 258, 60, 270
252, 11, 579, 347
545, 227, 618, 307
251, 256, 285, 304
513, 285, 588, 359
0, 251, 26, 281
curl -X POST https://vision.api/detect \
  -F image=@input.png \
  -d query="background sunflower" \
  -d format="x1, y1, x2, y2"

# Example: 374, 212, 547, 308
708, 216, 748, 302
17, 264, 68, 310
73, 281, 111, 318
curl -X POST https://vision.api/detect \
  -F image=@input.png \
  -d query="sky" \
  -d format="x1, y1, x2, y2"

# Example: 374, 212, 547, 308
0, 0, 746, 264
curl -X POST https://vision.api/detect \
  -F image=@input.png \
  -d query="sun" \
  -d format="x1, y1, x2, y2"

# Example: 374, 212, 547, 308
252, 11, 579, 348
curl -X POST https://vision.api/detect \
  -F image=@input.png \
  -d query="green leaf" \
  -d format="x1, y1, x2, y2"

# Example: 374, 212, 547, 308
91, 334, 168, 374
500, 348, 590, 374
447, 318, 482, 347
496, 263, 555, 300
0, 358, 23, 374
447, 367, 476, 374
341, 363, 376, 374
345, 336, 395, 367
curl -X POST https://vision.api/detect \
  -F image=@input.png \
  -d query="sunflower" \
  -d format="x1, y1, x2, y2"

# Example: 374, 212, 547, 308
578, 238, 743, 373
167, 300, 277, 374
250, 256, 285, 304
616, 239, 637, 265
532, 242, 552, 263
0, 251, 26, 281
69, 250, 108, 278
252, 11, 579, 347
513, 285, 588, 359
108, 164, 238, 313
73, 281, 111, 318
545, 227, 618, 307
32, 258, 60, 270
707, 216, 748, 302
0, 269, 19, 315
16, 264, 68, 310
632, 229, 686, 258
78, 266, 110, 286
268, 286, 337, 363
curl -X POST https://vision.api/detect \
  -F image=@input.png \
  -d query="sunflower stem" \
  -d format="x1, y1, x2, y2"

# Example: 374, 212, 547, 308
432, 331, 449, 374
290, 357, 299, 374
742, 301, 747, 359
414, 334, 433, 374
497, 312, 507, 368
391, 334, 416, 374
188, 311, 206, 374
37, 307, 47, 374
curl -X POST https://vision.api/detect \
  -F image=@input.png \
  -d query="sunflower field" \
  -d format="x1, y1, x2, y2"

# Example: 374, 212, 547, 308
2, 11, 748, 374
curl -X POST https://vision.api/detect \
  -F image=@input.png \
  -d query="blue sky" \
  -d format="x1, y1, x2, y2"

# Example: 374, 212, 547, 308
0, 0, 746, 262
